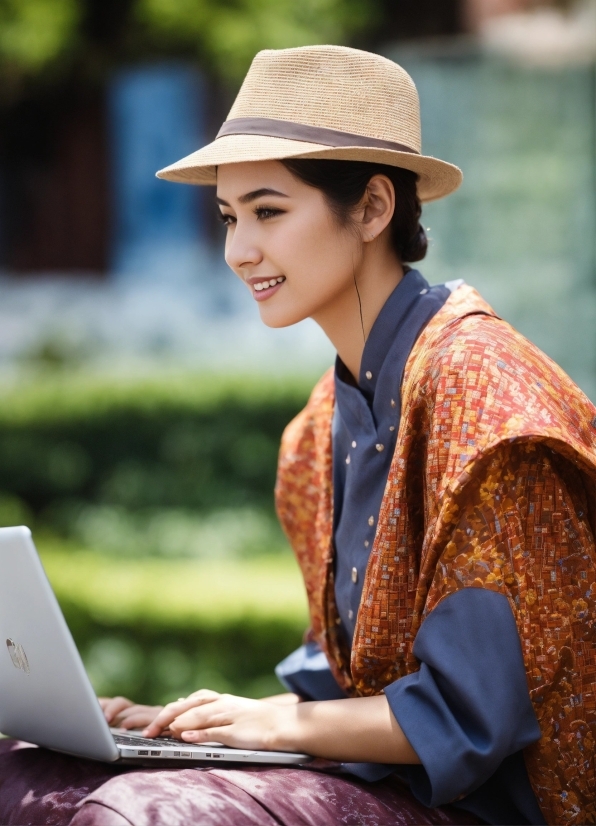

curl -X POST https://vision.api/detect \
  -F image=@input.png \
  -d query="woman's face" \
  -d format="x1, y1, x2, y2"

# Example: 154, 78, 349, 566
216, 160, 363, 328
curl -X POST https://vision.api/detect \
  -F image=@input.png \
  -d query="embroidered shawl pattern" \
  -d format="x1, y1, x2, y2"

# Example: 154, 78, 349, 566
275, 285, 596, 824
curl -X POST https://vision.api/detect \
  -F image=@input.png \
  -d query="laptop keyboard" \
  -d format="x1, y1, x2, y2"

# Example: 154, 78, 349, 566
112, 732, 233, 760
113, 733, 181, 748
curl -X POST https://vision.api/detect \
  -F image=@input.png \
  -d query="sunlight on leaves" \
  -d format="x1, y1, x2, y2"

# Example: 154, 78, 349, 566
0, 0, 79, 71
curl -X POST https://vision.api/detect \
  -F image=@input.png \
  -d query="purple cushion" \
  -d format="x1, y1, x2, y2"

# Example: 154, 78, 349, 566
0, 740, 483, 826
0, 740, 122, 825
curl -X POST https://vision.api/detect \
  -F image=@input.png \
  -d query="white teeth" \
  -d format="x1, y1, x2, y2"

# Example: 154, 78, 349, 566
253, 277, 285, 292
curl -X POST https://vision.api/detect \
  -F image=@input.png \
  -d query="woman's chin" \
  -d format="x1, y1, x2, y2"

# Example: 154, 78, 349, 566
257, 304, 309, 329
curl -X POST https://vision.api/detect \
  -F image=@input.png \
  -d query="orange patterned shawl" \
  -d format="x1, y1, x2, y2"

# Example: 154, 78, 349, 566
275, 285, 596, 825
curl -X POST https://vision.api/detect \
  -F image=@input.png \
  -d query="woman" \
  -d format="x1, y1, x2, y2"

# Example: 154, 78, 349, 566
2, 45, 595, 826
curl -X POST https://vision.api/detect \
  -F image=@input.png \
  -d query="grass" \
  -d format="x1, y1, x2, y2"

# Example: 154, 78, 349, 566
35, 541, 311, 702
39, 542, 309, 629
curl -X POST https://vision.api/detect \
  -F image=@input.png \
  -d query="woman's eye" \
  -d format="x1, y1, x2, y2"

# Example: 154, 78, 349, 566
254, 207, 284, 221
217, 212, 235, 226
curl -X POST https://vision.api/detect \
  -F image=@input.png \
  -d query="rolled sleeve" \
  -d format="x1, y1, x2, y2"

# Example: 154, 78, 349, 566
384, 587, 541, 808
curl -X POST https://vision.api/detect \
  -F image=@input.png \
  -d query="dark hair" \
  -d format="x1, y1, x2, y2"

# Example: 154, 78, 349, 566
281, 159, 427, 263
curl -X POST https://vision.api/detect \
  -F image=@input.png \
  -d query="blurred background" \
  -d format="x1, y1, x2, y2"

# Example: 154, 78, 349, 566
0, 0, 594, 706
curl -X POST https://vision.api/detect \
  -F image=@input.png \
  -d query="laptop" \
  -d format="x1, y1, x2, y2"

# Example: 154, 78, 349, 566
0, 526, 312, 767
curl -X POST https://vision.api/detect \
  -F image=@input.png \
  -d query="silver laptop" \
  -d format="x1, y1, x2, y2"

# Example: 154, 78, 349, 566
0, 526, 312, 766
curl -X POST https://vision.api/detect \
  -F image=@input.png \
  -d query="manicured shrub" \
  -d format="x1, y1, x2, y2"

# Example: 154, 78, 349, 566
42, 545, 309, 704
0, 371, 316, 539
0, 372, 319, 702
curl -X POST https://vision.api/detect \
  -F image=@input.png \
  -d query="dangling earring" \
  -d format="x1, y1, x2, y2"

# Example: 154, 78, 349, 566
353, 268, 365, 345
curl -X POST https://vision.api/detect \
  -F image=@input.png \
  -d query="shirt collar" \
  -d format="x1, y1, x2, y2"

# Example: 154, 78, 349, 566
336, 268, 430, 404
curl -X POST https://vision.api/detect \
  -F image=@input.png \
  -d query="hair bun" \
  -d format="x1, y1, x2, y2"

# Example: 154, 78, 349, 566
401, 224, 428, 263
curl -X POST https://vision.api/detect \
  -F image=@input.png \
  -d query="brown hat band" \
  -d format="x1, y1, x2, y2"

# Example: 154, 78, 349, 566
216, 117, 419, 155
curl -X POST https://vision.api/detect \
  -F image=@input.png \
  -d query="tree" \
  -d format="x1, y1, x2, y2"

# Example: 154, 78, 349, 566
0, 0, 376, 84
0, 0, 79, 75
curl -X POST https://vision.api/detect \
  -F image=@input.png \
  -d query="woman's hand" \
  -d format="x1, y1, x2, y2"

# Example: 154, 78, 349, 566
142, 691, 421, 764
99, 696, 164, 730
142, 690, 285, 751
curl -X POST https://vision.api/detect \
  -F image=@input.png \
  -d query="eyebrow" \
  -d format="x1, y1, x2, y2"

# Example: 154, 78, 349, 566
216, 188, 289, 207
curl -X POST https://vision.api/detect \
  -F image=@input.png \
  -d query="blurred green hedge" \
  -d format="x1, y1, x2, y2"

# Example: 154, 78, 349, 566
0, 374, 322, 704
40, 542, 309, 704
0, 371, 315, 539
0, 371, 319, 702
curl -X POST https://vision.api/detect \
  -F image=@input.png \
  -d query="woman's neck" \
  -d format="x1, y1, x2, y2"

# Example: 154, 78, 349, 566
312, 244, 404, 382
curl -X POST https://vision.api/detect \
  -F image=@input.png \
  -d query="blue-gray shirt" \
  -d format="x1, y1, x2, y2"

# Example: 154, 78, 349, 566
276, 270, 545, 825
332, 269, 451, 642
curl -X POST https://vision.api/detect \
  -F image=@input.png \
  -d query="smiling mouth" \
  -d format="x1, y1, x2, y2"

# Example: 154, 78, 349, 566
253, 276, 285, 292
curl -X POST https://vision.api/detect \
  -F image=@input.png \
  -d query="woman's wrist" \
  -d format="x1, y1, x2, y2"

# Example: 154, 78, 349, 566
275, 703, 308, 753
262, 692, 303, 706
266, 695, 421, 764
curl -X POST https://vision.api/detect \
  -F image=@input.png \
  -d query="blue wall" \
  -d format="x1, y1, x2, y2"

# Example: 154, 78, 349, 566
108, 63, 206, 283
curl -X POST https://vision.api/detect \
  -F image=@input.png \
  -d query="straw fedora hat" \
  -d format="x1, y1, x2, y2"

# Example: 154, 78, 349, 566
157, 45, 462, 203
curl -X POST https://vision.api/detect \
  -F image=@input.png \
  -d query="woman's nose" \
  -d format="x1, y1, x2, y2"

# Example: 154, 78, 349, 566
225, 224, 263, 273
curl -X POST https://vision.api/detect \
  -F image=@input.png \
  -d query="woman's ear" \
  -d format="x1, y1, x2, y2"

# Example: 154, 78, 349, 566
360, 174, 395, 243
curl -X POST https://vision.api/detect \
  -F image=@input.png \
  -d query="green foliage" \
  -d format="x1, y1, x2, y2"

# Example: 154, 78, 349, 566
0, 371, 314, 548
40, 544, 308, 702
0, 0, 377, 81
42, 544, 308, 627
69, 504, 287, 559
136, 0, 374, 81
0, 0, 79, 72
0, 371, 317, 700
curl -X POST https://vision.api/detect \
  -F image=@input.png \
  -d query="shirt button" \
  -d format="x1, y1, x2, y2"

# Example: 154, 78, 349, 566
364, 540, 369, 547
365, 371, 373, 380
368, 515, 374, 526
375, 443, 384, 452
351, 567, 358, 583
389, 425, 395, 432
420, 288, 428, 295
351, 440, 357, 448
348, 609, 354, 620
391, 399, 396, 408
345, 454, 350, 465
